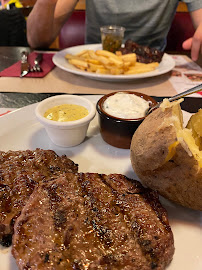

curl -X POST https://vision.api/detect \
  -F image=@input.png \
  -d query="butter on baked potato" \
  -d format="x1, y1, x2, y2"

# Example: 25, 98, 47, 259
186, 109, 202, 150
130, 99, 202, 210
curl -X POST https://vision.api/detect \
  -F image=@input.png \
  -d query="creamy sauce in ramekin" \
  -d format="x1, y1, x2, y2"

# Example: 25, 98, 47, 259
44, 104, 89, 122
103, 92, 149, 119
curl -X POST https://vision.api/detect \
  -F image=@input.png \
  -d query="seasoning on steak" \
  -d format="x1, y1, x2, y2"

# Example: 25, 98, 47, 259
0, 149, 78, 247
12, 173, 174, 270
119, 39, 164, 63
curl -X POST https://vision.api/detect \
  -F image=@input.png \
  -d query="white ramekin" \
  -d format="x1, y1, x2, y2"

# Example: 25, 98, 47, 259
35, 94, 96, 147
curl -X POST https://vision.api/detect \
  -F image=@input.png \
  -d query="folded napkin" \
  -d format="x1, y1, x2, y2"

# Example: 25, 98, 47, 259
0, 52, 55, 78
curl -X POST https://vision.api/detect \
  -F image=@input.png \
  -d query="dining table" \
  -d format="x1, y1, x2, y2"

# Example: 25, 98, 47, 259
0, 46, 201, 112
0, 46, 202, 270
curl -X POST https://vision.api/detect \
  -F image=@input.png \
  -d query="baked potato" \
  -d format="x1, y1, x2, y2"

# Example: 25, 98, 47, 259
130, 99, 202, 210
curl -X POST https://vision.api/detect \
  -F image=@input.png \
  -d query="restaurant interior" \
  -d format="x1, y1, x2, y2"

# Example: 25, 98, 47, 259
0, 1, 202, 270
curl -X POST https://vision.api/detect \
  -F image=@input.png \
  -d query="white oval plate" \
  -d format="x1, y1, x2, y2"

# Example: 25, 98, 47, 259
53, 44, 175, 82
0, 96, 201, 270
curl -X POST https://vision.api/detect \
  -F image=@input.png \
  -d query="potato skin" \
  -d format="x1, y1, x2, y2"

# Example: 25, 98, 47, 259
130, 106, 202, 211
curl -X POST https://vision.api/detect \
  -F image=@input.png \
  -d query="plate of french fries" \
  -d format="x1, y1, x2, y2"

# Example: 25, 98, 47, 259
53, 44, 175, 81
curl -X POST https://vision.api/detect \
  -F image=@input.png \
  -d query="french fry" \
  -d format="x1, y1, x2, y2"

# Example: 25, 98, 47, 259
96, 50, 123, 67
75, 49, 88, 57
86, 58, 101, 65
96, 49, 121, 60
109, 67, 124, 75
95, 67, 109, 74
88, 63, 105, 72
68, 58, 88, 69
65, 49, 159, 75
65, 53, 79, 60
108, 57, 123, 67
124, 66, 156, 75
146, 62, 159, 68
75, 65, 87, 71
115, 51, 122, 56
135, 62, 159, 68
65, 53, 87, 62
120, 53, 136, 64
80, 52, 90, 59
88, 50, 110, 66
123, 61, 132, 69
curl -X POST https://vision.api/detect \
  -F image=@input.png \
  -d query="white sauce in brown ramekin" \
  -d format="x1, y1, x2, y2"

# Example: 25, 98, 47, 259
103, 92, 150, 119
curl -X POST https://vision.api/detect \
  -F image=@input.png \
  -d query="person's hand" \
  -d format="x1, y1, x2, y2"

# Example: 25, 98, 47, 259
182, 22, 202, 61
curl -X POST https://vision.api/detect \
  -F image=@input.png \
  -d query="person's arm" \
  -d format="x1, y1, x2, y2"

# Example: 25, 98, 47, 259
182, 8, 202, 61
27, 0, 78, 48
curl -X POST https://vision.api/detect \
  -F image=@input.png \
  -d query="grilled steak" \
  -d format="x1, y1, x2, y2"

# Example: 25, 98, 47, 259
0, 149, 78, 247
12, 173, 174, 270
119, 39, 164, 63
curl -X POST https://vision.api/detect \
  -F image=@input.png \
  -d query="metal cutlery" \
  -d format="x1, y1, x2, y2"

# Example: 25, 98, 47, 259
146, 83, 202, 115
30, 53, 43, 72
20, 52, 43, 77
20, 51, 30, 78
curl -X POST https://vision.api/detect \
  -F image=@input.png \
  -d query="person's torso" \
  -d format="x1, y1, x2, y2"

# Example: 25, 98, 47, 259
85, 0, 180, 50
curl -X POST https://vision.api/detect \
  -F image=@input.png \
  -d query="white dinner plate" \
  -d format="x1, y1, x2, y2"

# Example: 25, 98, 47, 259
53, 44, 175, 82
0, 95, 201, 270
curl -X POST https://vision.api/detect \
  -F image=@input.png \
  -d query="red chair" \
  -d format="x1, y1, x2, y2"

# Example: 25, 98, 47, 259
166, 12, 195, 51
59, 10, 85, 49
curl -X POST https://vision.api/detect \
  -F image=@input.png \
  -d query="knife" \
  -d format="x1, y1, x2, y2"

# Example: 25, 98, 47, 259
20, 51, 30, 78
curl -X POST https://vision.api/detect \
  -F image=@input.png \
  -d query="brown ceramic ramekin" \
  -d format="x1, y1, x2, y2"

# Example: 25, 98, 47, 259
96, 91, 157, 149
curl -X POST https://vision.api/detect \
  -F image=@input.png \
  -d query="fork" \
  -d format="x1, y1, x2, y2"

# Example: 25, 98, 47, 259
30, 53, 43, 72
146, 83, 202, 115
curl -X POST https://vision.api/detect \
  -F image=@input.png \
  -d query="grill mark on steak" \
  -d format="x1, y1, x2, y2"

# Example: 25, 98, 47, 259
103, 174, 171, 229
0, 149, 78, 247
13, 174, 107, 269
102, 174, 174, 268
78, 173, 173, 269
78, 173, 151, 268
12, 173, 174, 270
